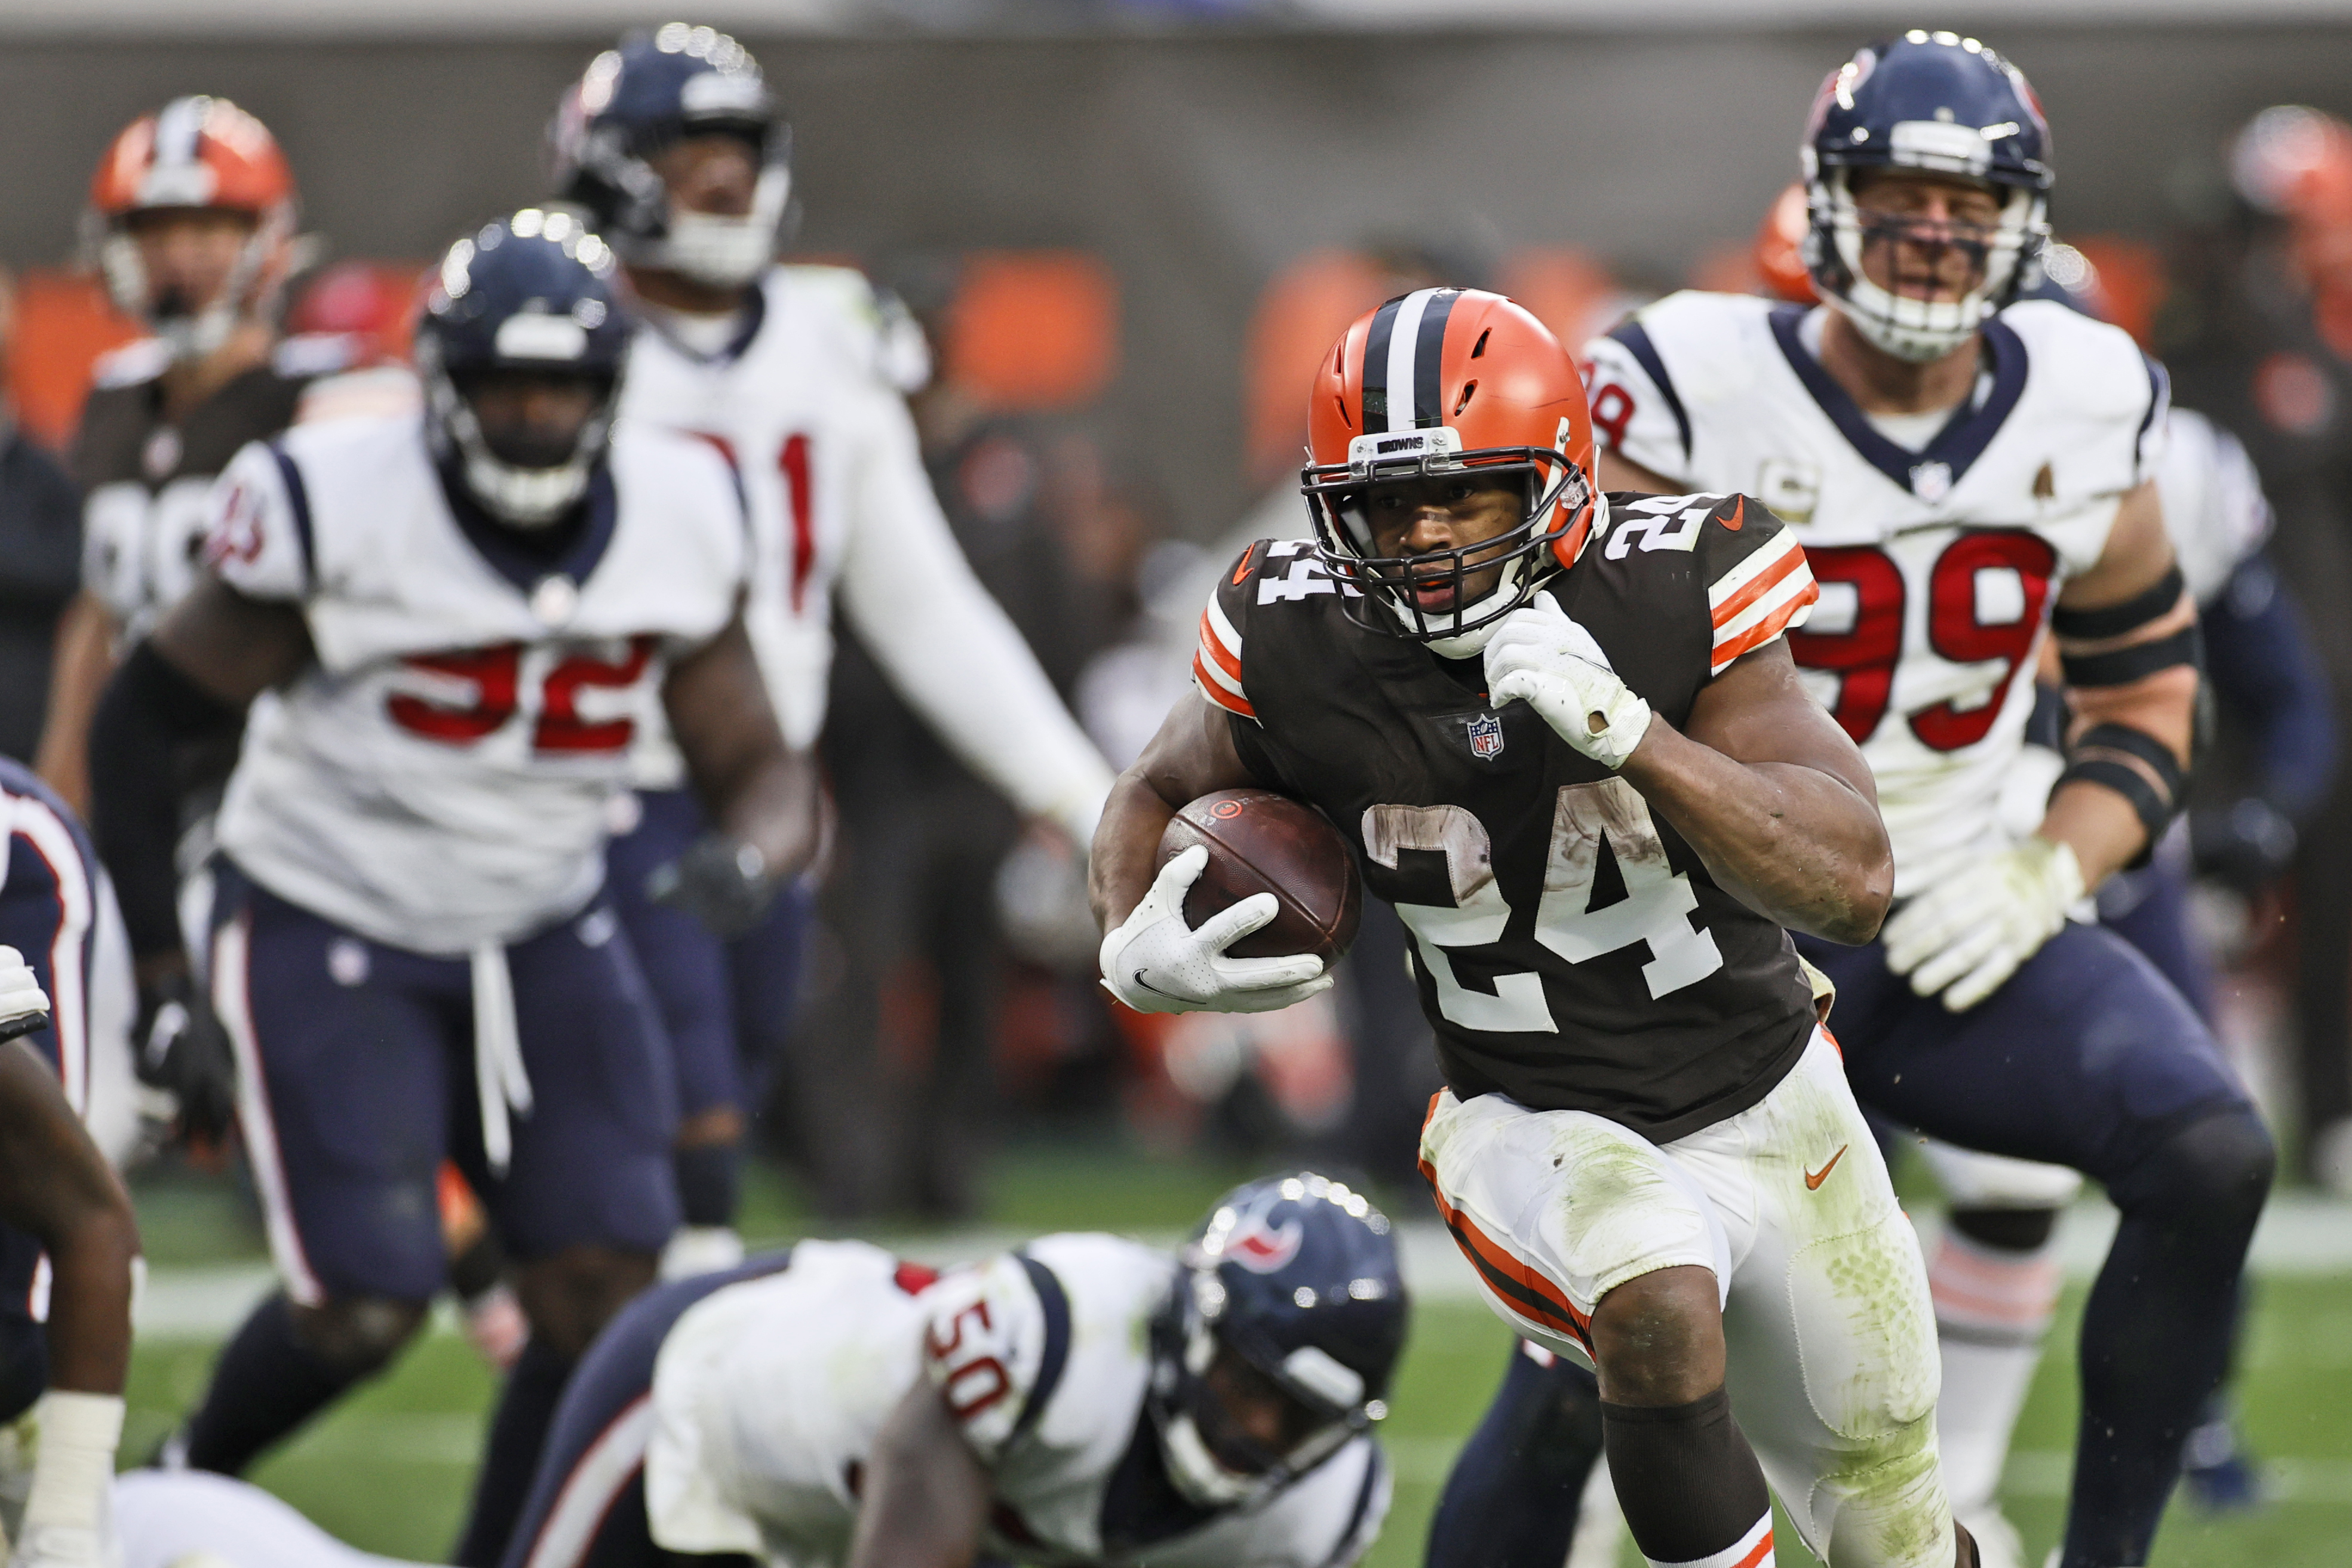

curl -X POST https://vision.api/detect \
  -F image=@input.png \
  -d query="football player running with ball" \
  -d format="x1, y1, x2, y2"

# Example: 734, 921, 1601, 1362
1095, 288, 1974, 1567
1575, 34, 2272, 1568
86, 213, 818, 1563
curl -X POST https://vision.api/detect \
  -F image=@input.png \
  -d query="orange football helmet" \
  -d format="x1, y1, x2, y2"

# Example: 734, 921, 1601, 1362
1301, 287, 1595, 644
1754, 183, 1818, 305
84, 96, 299, 358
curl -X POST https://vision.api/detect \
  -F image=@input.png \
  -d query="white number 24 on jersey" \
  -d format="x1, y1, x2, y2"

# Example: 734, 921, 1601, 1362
1362, 780, 1724, 1033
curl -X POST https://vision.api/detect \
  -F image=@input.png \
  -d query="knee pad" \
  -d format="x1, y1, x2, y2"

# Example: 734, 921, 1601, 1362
291, 1296, 426, 1373
2111, 1105, 2276, 1224
1949, 1206, 2059, 1253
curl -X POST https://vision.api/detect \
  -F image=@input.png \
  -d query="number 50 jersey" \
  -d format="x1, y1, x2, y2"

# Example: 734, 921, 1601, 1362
1583, 293, 2168, 896
205, 411, 750, 955
1198, 497, 1819, 1142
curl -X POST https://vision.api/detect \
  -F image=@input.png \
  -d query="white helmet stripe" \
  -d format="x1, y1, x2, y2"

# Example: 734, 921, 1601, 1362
1381, 288, 1436, 433
153, 96, 210, 165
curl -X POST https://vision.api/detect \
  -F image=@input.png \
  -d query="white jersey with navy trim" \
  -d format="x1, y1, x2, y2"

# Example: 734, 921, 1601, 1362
1584, 292, 2167, 896
205, 412, 749, 954
616, 265, 1111, 839
0, 759, 137, 1165
644, 1235, 1387, 1568
2154, 407, 2271, 607
115, 1471, 420, 1568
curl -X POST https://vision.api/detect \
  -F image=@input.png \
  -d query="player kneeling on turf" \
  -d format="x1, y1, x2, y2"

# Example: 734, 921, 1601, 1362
1095, 289, 1975, 1567
483, 1172, 1399, 1568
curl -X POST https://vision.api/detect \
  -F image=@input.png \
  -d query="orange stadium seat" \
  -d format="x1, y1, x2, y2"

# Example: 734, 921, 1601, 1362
1245, 247, 1622, 487
5, 269, 142, 451
939, 250, 1119, 413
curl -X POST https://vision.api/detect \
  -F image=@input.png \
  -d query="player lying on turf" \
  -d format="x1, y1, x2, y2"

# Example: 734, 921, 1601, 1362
1094, 288, 1975, 1567
499, 1171, 1398, 1568
102, 1174, 1401, 1568
0, 949, 140, 1568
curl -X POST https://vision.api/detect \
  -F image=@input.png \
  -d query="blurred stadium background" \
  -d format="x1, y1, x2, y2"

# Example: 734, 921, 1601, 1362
5, 2, 2352, 1564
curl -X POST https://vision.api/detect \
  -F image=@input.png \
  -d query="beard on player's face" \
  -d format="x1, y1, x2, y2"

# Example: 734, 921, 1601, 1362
1851, 168, 2003, 306
1362, 474, 1525, 613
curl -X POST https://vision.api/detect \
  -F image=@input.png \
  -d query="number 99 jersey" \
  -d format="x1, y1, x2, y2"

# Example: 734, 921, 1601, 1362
1198, 500, 1819, 1143
1582, 292, 2168, 897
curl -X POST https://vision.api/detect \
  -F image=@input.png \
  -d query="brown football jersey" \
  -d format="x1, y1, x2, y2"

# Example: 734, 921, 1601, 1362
73, 335, 351, 637
1194, 491, 1824, 1142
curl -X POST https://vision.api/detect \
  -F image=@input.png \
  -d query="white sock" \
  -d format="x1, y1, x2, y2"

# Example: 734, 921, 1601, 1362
1929, 1225, 2065, 1515
1645, 1511, 1773, 1568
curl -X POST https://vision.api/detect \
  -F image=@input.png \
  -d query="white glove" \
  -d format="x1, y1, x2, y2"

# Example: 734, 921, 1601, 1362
1882, 837, 2085, 1013
6, 1392, 122, 1568
1483, 596, 1653, 769
1100, 846, 1332, 1015
0, 947, 50, 1045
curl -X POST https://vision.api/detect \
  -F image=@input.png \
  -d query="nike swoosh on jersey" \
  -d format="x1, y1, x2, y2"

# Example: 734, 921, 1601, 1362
1805, 1144, 1849, 1191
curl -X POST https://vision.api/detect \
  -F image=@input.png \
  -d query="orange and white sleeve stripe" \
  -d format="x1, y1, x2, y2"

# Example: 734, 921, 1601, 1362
1707, 528, 1819, 675
1192, 597, 1256, 720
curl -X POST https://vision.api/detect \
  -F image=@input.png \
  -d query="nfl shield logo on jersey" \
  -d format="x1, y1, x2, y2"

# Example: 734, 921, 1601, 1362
1467, 712, 1506, 761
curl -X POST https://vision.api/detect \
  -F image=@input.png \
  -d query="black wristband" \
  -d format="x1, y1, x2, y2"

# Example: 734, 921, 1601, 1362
2057, 721, 2187, 866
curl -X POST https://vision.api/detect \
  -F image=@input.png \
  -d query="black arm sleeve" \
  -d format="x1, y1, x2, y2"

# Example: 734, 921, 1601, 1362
89, 642, 247, 962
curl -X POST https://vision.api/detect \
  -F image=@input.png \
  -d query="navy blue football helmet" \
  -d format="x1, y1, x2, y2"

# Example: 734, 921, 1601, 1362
414, 209, 631, 527
1147, 1172, 1408, 1507
1801, 30, 2053, 361
549, 23, 791, 290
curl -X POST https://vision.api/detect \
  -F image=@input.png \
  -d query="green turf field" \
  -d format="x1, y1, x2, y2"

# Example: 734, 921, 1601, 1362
123, 1151, 2352, 1566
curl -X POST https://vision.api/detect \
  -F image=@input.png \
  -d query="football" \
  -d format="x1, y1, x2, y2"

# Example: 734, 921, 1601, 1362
1156, 789, 1363, 964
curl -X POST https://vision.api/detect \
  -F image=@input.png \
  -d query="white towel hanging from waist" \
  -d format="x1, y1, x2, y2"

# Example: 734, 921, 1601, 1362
470, 941, 534, 1176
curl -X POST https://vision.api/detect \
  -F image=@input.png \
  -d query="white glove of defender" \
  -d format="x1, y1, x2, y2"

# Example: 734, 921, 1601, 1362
5, 1392, 122, 1568
0, 948, 50, 1044
1883, 837, 2085, 1013
1100, 846, 1332, 1015
1483, 597, 1653, 770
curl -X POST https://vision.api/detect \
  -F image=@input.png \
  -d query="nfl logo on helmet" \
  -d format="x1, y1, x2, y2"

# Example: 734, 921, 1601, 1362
1468, 712, 1506, 761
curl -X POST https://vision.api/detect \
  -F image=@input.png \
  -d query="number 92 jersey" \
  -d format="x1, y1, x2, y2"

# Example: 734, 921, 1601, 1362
1196, 501, 1819, 1143
204, 412, 749, 955
1583, 293, 2168, 896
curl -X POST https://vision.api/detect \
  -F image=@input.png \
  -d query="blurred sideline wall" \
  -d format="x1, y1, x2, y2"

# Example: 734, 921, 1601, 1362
2, 22, 2349, 536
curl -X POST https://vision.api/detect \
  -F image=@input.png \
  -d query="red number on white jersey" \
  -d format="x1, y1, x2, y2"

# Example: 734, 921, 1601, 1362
925, 1298, 1012, 1422
386, 640, 655, 755
1786, 531, 2054, 751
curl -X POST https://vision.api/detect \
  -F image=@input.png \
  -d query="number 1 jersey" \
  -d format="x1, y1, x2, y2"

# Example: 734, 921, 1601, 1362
1197, 497, 1819, 1142
207, 413, 750, 954
1583, 293, 2168, 896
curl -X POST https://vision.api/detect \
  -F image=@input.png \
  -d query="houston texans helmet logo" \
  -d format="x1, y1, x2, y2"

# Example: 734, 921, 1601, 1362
1224, 1209, 1304, 1273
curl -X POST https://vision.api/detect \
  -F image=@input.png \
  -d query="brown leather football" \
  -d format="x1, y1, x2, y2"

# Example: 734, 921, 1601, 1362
1156, 789, 1363, 964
